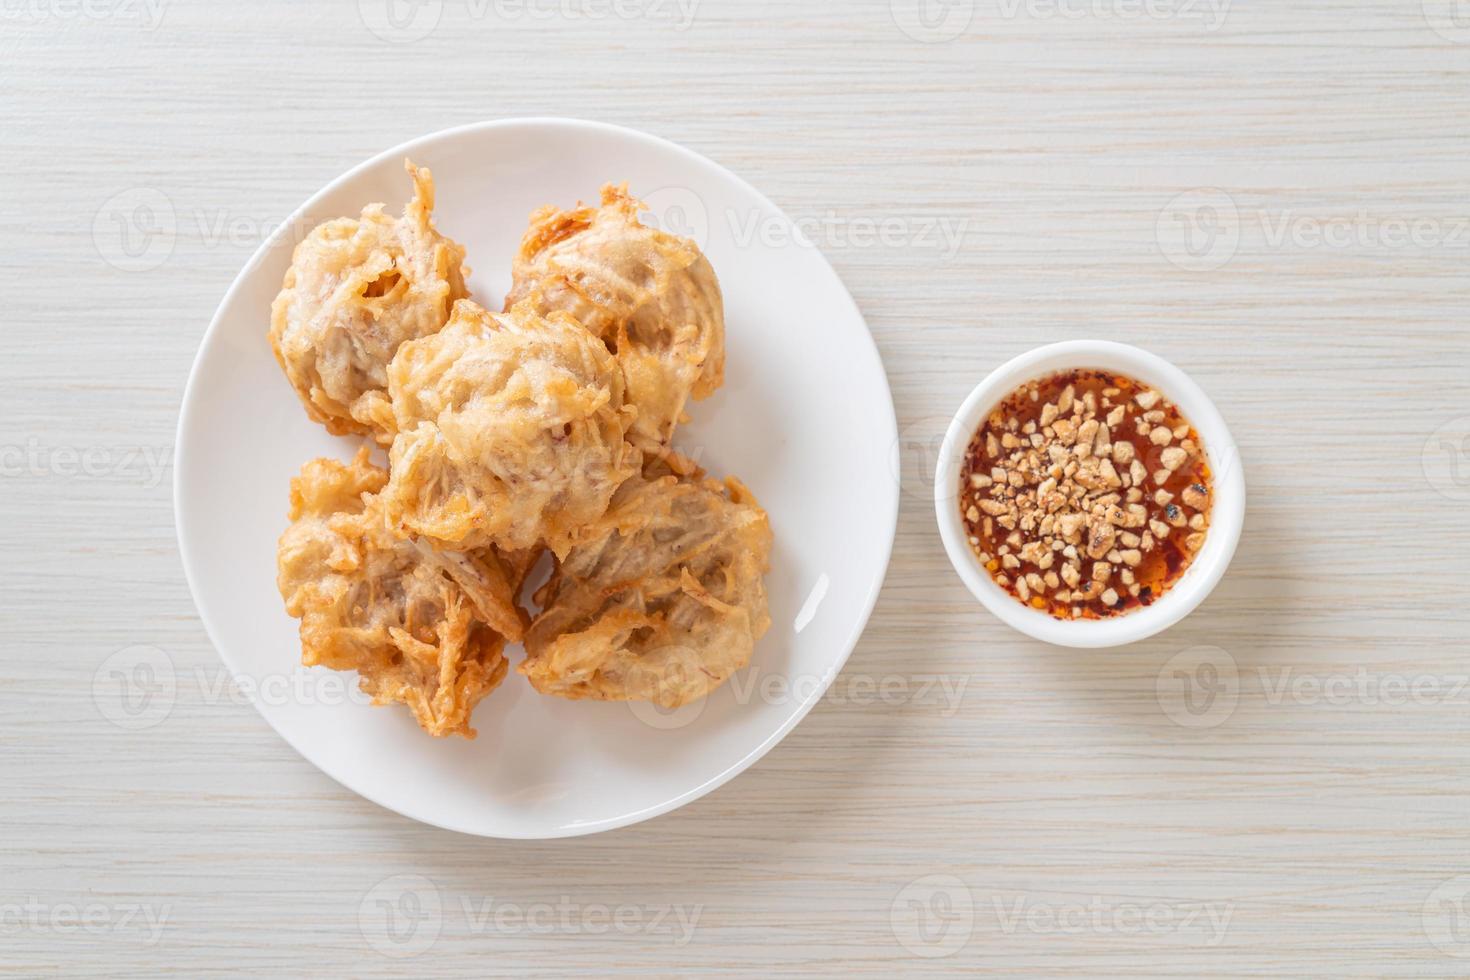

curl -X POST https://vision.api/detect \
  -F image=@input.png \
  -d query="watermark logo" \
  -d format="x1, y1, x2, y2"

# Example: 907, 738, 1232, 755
358, 0, 443, 42
1424, 416, 1470, 502
639, 186, 711, 251
1156, 188, 1239, 272
0, 0, 168, 29
0, 898, 170, 944
356, 880, 702, 951
360, 875, 443, 958
96, 191, 331, 271
92, 651, 385, 732
632, 196, 968, 260
1424, 0, 1470, 43
896, 414, 956, 505
92, 645, 176, 731
891, 874, 974, 958
1258, 668, 1470, 708
0, 439, 171, 488
991, 0, 1230, 31
627, 665, 971, 730
627, 691, 709, 730
1156, 645, 1238, 729
1159, 191, 1469, 272
94, 187, 175, 272
993, 894, 1232, 945
1424, 875, 1470, 957
459, 896, 701, 942
360, 0, 699, 42
1256, 211, 1469, 252
728, 209, 968, 259
623, 652, 709, 729
892, 0, 974, 42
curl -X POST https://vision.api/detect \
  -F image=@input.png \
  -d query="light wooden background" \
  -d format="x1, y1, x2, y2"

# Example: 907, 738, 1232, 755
4, 0, 1470, 974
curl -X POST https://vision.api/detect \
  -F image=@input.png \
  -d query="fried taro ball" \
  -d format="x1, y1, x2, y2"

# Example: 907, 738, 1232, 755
275, 448, 526, 739
381, 298, 638, 557
521, 465, 772, 709
270, 159, 468, 445
505, 184, 724, 458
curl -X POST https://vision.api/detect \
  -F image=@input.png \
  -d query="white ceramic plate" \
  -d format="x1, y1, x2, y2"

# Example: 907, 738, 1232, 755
175, 119, 899, 838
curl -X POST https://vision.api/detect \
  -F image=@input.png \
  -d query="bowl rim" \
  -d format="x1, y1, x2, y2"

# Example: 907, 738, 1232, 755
933, 340, 1245, 648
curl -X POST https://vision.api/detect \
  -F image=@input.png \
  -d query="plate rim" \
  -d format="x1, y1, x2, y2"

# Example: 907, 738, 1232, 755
173, 116, 900, 838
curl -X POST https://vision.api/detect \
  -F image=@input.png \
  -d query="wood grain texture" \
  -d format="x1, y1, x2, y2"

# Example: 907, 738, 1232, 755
3, 0, 1469, 974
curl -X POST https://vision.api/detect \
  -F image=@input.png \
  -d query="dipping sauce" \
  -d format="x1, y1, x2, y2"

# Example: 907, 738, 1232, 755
958, 370, 1213, 620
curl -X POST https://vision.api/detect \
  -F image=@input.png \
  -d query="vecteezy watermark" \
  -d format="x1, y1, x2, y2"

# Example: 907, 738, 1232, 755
1158, 188, 1470, 272
634, 185, 969, 260
1423, 416, 1470, 502
1425, 875, 1470, 958
1155, 645, 1239, 729
185, 208, 317, 254
895, 414, 957, 505
458, 896, 701, 944
1423, 0, 1470, 44
97, 189, 921, 273
628, 663, 973, 730
1257, 668, 1470, 708
0, 0, 168, 29
990, 0, 1230, 30
94, 191, 351, 272
890, 875, 975, 958
91, 646, 381, 732
1156, 189, 1240, 272
0, 898, 170, 945
190, 667, 377, 712
358, 875, 702, 958
891, 0, 974, 43
358, 0, 700, 44
727, 209, 969, 261
1157, 650, 1470, 729
360, 875, 443, 959
0, 439, 171, 489
92, 645, 177, 732
730, 668, 970, 716
1255, 211, 1470, 251
627, 686, 709, 730
638, 186, 712, 250
358, 0, 443, 42
992, 893, 1233, 946
94, 187, 176, 272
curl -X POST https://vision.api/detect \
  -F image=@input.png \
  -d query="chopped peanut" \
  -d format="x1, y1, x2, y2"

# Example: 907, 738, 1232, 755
959, 369, 1213, 620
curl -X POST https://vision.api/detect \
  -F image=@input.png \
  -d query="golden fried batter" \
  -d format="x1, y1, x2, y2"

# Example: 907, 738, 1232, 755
521, 465, 772, 709
381, 298, 638, 557
276, 449, 526, 738
505, 184, 725, 458
270, 160, 468, 445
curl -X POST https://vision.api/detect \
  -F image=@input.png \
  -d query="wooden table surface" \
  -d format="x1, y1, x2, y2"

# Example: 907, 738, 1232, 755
5, 0, 1470, 974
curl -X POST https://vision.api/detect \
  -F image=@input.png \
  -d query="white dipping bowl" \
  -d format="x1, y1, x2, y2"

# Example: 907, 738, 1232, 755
934, 341, 1245, 648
